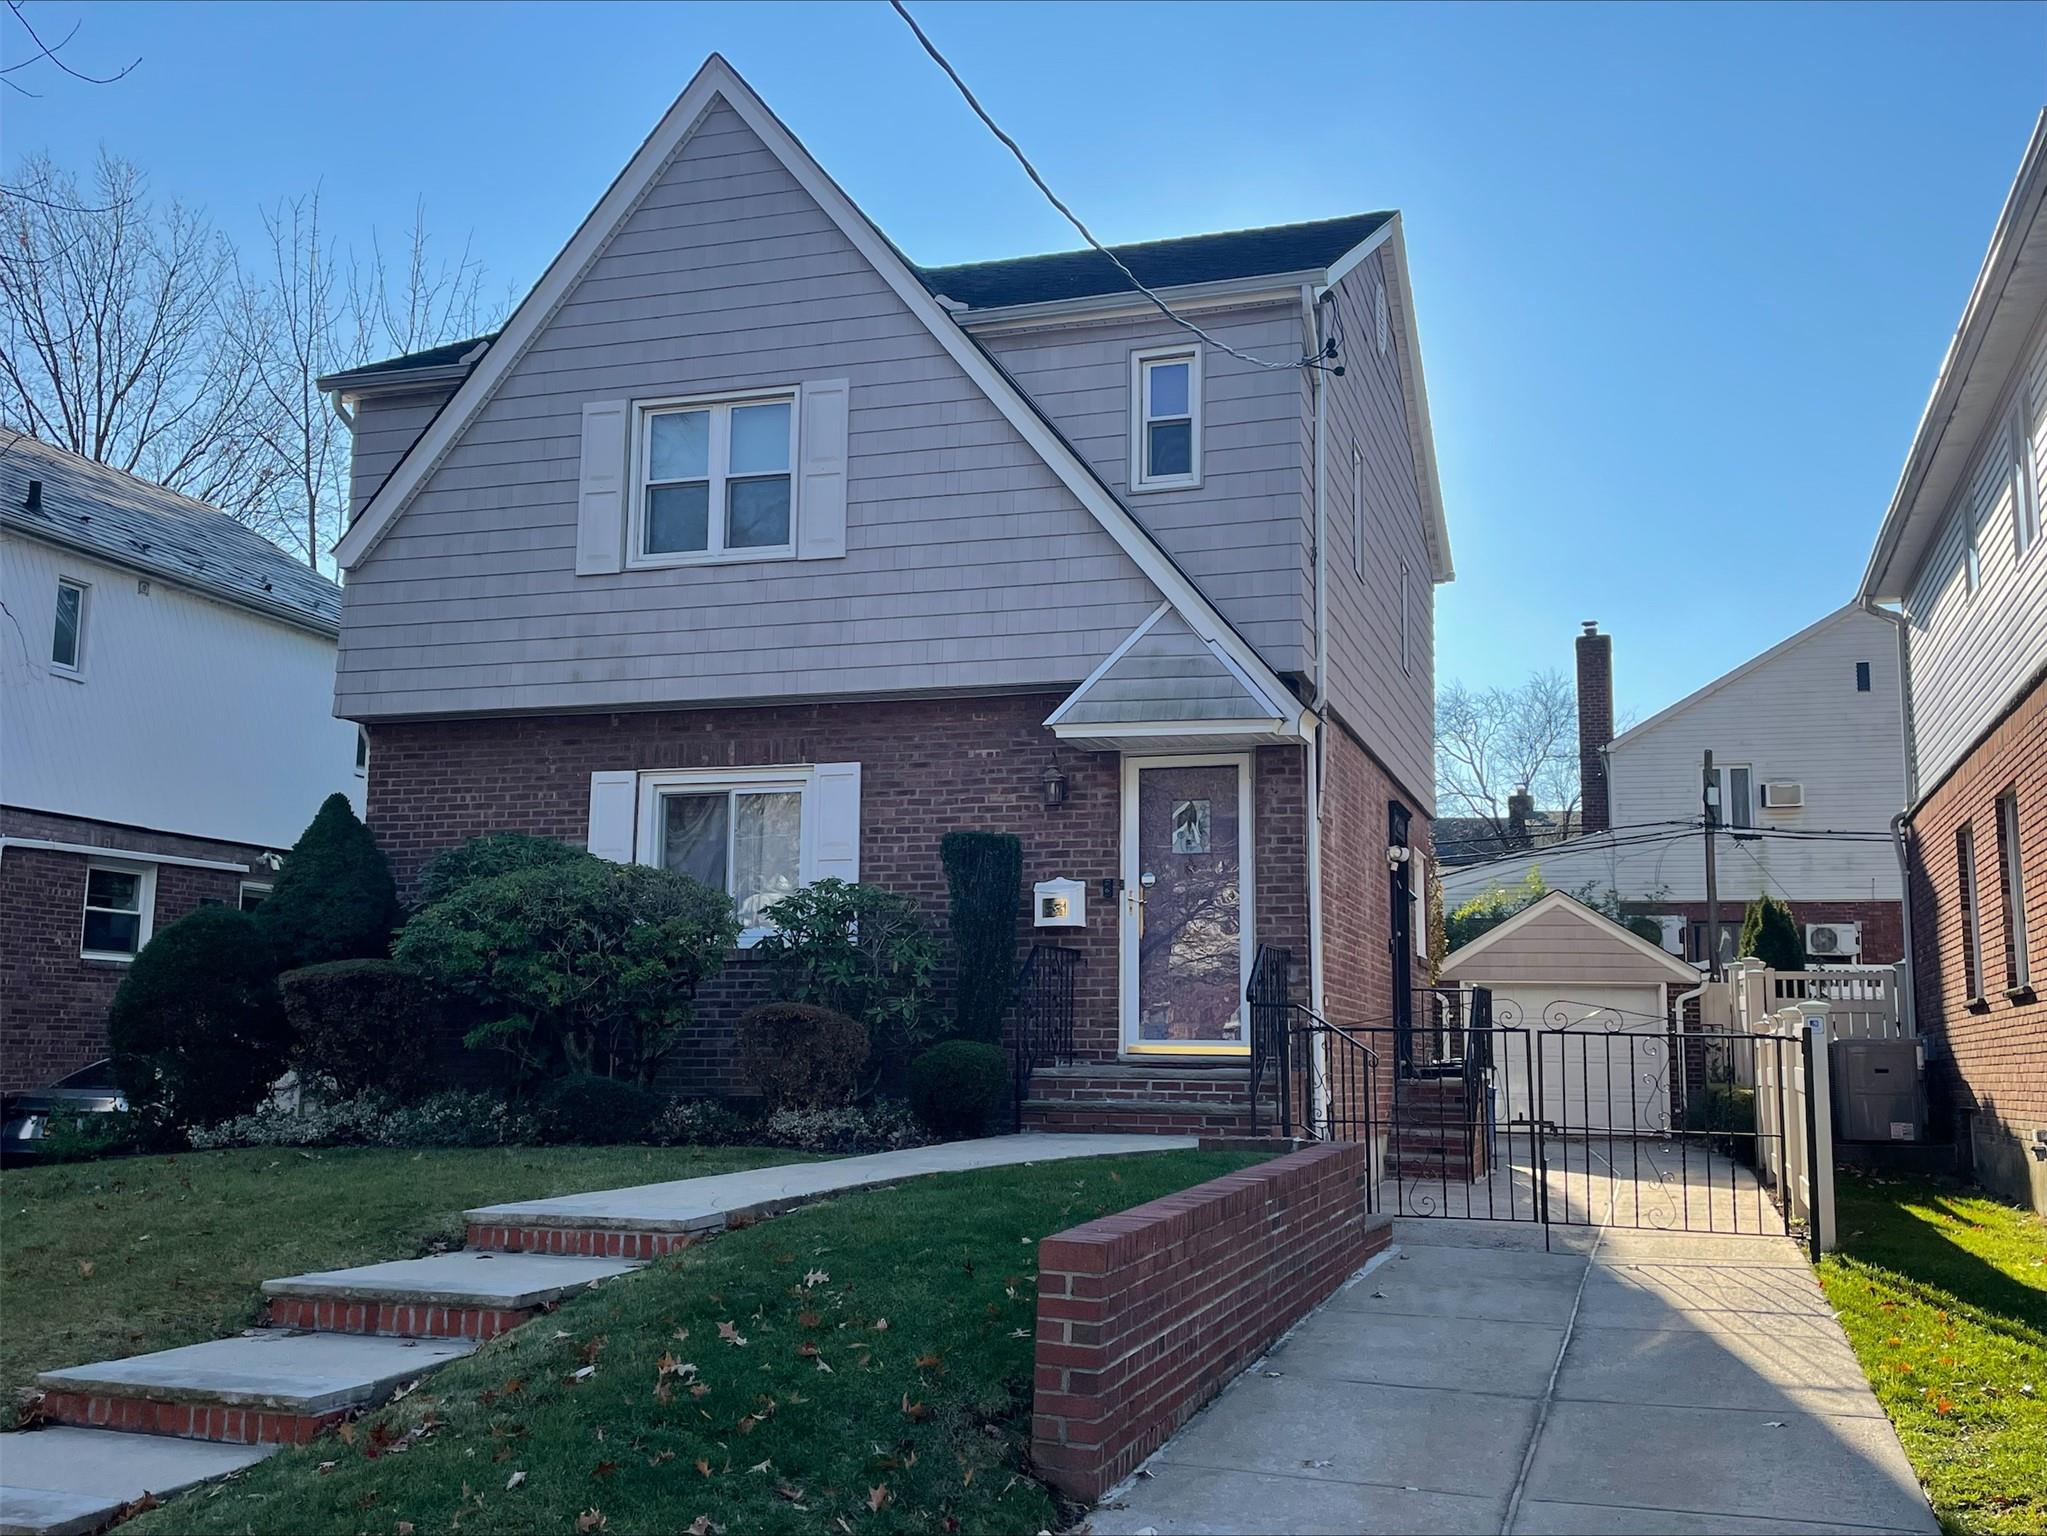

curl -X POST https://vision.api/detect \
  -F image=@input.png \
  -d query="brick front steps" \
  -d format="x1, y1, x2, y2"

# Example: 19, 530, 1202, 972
263, 1251, 639, 1340
1020, 1063, 1276, 1138
464, 1221, 695, 1259
1386, 1077, 1488, 1180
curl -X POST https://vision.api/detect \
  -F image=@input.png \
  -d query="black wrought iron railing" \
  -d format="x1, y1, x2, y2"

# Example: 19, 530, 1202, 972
1008, 944, 1080, 1132
1247, 944, 1381, 1149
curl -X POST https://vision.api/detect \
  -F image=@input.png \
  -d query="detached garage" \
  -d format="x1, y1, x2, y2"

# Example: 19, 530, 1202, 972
1441, 891, 1702, 1134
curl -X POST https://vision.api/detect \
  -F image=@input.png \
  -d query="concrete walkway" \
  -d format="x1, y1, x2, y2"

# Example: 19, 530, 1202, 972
467, 1132, 1194, 1232
1093, 1219, 1936, 1536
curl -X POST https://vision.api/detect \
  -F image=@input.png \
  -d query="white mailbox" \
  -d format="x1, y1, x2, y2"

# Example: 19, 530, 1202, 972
1033, 877, 1086, 928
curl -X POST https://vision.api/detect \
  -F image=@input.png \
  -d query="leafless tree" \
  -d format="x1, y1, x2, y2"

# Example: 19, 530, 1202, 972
1436, 670, 1582, 851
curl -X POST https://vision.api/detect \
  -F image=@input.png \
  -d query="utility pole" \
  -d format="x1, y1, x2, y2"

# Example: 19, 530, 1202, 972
1703, 749, 1722, 980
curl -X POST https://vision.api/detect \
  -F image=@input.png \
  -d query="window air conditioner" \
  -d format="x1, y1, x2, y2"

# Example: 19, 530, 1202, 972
1761, 781, 1804, 809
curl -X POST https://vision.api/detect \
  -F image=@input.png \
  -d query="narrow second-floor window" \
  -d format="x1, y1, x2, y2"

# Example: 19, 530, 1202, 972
1130, 347, 1201, 491
52, 578, 86, 673
2013, 400, 2041, 558
1996, 790, 2031, 991
1962, 506, 1981, 595
1855, 661, 1871, 692
1399, 557, 1412, 675
636, 395, 795, 562
1351, 442, 1365, 578
1958, 822, 1984, 1002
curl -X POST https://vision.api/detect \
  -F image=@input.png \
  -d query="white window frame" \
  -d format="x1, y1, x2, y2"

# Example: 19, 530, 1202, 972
1399, 557, 1412, 675
80, 859, 154, 963
2014, 400, 2041, 560
1995, 790, 2031, 991
355, 727, 369, 778
1962, 505, 1981, 596
238, 880, 273, 913
51, 576, 88, 678
1128, 345, 1202, 493
628, 387, 799, 570
1351, 442, 1365, 579
634, 765, 815, 946
1958, 822, 1985, 1003
1713, 763, 1754, 829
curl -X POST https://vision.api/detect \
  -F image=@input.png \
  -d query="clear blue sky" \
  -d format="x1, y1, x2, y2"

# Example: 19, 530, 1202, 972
5, 1, 2042, 721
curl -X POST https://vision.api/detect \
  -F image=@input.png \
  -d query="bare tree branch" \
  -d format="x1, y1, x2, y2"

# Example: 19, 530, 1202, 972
1436, 669, 1582, 848
4, 1, 140, 85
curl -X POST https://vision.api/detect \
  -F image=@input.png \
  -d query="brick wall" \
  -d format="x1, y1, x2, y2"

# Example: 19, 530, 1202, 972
1031, 1143, 1387, 1501
1905, 673, 2045, 1211
0, 808, 266, 1091
1649, 898, 1904, 965
364, 697, 1312, 1093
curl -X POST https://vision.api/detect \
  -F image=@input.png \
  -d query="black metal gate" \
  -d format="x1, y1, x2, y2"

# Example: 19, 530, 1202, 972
1247, 952, 1812, 1247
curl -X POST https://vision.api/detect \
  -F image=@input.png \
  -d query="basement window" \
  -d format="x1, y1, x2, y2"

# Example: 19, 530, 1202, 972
1130, 347, 1201, 492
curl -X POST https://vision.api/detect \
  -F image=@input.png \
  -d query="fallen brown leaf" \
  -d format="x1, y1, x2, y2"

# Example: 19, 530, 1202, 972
868, 1485, 889, 1512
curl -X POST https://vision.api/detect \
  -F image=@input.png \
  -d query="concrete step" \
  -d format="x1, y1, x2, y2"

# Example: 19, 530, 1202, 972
37, 1332, 475, 1445
0, 1428, 273, 1536
263, 1251, 639, 1339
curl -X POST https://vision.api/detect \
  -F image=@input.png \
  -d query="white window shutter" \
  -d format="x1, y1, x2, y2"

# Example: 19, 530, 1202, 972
575, 400, 631, 575
587, 771, 638, 862
810, 761, 861, 883
797, 380, 850, 560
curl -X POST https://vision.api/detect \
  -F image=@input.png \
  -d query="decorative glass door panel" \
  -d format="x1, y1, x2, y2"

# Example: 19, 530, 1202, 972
1127, 759, 1250, 1052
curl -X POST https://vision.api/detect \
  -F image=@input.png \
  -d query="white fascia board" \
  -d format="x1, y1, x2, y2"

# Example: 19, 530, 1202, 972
1321, 220, 1396, 290
953, 275, 1314, 335
0, 837, 252, 873
1367, 216, 1453, 584
1439, 887, 1697, 981
333, 55, 1299, 727
1049, 718, 1299, 743
1607, 603, 1862, 752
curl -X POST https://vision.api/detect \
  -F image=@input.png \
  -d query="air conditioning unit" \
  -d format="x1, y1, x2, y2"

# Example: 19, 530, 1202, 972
1761, 781, 1804, 809
1806, 922, 1862, 960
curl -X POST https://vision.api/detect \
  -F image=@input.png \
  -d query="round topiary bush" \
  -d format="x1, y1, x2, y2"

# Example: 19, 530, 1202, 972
734, 1002, 870, 1110
907, 1040, 1009, 1140
279, 958, 446, 1103
533, 1073, 667, 1145
108, 906, 292, 1132
258, 793, 402, 970
414, 833, 587, 909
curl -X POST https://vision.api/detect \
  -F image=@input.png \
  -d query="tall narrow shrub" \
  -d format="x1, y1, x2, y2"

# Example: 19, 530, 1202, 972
940, 830, 1023, 1043
1737, 895, 1806, 972
258, 793, 402, 969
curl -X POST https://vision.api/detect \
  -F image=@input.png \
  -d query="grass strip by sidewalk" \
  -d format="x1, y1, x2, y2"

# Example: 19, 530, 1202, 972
1817, 1170, 2046, 1536
1, 1144, 808, 1411
125, 1147, 1265, 1536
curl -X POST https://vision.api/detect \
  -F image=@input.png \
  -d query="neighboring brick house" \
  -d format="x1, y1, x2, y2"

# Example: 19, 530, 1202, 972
1859, 113, 2047, 1213
317, 56, 1452, 1126
0, 434, 365, 1090
1439, 608, 1908, 969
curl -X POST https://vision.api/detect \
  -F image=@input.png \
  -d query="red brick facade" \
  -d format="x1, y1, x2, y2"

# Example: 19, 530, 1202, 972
1905, 674, 2046, 1211
1649, 898, 1905, 966
1030, 1144, 1388, 1500
0, 807, 272, 1091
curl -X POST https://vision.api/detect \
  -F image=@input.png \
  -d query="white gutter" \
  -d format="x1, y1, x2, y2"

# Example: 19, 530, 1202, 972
1860, 594, 1918, 1040
0, 838, 253, 874
1303, 282, 1333, 1133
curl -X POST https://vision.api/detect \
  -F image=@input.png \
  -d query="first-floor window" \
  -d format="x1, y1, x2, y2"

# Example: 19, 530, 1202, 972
81, 863, 152, 960
1995, 791, 2031, 991
650, 775, 805, 939
239, 881, 273, 913
1957, 823, 1984, 1001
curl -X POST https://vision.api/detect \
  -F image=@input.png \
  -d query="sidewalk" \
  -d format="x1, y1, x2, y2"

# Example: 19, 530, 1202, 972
1092, 1218, 1936, 1536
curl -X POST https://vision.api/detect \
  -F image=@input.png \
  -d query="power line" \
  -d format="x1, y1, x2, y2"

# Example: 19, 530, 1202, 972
888, 0, 1335, 374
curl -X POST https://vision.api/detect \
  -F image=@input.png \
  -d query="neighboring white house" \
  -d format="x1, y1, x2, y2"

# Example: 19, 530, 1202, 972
1440, 605, 1907, 966
0, 432, 363, 1090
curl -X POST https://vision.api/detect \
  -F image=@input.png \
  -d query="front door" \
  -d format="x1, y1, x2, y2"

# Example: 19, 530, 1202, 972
1121, 755, 1254, 1056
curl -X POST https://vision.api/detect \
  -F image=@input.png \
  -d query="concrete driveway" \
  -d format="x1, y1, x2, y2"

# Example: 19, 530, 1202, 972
1090, 1218, 1937, 1536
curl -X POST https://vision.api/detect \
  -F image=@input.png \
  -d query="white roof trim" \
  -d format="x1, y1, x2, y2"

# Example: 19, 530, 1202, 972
1439, 889, 1699, 982
1322, 219, 1396, 290
332, 55, 1301, 732
0, 837, 252, 874
1607, 603, 1865, 752
1375, 217, 1453, 584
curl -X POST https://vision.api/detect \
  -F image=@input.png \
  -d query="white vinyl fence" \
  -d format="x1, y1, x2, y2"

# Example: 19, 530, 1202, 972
1748, 1001, 1837, 1255
1731, 958, 1907, 1042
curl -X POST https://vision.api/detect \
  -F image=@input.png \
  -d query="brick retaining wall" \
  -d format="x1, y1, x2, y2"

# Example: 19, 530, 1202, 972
1030, 1143, 1387, 1501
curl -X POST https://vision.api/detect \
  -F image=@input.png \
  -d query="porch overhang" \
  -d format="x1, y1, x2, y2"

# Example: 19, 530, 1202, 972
1048, 718, 1312, 754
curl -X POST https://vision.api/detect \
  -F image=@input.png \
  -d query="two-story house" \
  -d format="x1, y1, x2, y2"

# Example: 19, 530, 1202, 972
1859, 113, 2047, 1213
1440, 609, 1907, 967
0, 433, 364, 1090
317, 56, 1451, 1128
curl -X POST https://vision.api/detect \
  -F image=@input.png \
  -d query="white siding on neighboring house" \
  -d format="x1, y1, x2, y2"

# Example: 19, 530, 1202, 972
1, 533, 362, 849
1902, 321, 2047, 793
1440, 607, 1905, 906
335, 103, 1165, 721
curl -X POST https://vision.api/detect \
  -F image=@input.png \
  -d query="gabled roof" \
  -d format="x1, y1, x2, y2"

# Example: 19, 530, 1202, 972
317, 334, 495, 394
0, 431, 340, 635
1440, 889, 1700, 984
1045, 602, 1295, 748
919, 214, 1394, 311
327, 54, 1302, 736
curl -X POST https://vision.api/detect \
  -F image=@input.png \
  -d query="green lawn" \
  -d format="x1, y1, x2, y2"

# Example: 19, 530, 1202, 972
1817, 1170, 2047, 1536
124, 1147, 1263, 1536
1, 1144, 808, 1410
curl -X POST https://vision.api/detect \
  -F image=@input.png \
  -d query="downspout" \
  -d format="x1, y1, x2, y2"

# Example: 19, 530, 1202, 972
1860, 596, 1917, 1039
329, 390, 356, 432
1303, 282, 1333, 1133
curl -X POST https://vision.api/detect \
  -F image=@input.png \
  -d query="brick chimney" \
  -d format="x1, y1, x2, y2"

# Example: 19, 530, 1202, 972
1507, 786, 1534, 850
1576, 621, 1614, 835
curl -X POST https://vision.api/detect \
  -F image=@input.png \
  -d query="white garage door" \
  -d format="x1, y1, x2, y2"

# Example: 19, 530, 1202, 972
1491, 985, 1672, 1134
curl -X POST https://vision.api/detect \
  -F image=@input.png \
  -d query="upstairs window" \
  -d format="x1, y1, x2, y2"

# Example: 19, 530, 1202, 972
1962, 505, 1981, 595
1399, 557, 1412, 675
1855, 661, 1871, 692
1351, 442, 1365, 578
635, 394, 795, 564
81, 862, 152, 961
1710, 764, 1753, 829
1996, 790, 2031, 992
51, 578, 86, 674
1130, 347, 1201, 491
2014, 400, 2041, 559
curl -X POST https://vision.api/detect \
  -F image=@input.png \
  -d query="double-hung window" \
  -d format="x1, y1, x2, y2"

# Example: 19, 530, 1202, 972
1711, 764, 1754, 829
1995, 790, 2031, 991
1958, 823, 1985, 1002
639, 769, 807, 942
1130, 347, 1201, 491
52, 578, 86, 675
81, 862, 152, 961
635, 394, 795, 563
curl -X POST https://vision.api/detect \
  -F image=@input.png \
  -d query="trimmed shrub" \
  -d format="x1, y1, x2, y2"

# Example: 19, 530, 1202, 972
534, 1073, 666, 1145
395, 859, 739, 1086
187, 1089, 540, 1150
259, 794, 402, 969
735, 1002, 870, 1111
907, 1040, 1009, 1140
940, 831, 1023, 1044
752, 880, 939, 1074
761, 1100, 928, 1154
108, 906, 291, 1131
414, 833, 583, 909
280, 959, 444, 1102
652, 1097, 754, 1148
1738, 896, 1806, 972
